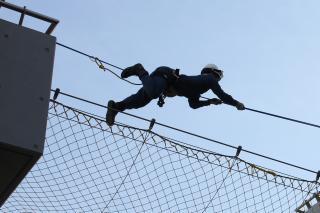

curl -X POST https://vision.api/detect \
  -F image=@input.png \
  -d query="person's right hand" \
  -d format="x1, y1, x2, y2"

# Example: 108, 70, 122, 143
236, 102, 245, 110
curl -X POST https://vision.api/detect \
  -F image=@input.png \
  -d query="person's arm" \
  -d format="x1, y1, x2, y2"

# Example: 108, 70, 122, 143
211, 81, 245, 110
188, 97, 222, 109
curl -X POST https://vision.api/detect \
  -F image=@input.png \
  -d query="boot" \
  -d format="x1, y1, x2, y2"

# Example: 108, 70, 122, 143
121, 63, 147, 79
106, 100, 118, 126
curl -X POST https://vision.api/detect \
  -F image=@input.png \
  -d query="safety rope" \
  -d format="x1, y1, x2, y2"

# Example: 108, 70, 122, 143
90, 57, 142, 86
56, 42, 320, 130
57, 42, 141, 86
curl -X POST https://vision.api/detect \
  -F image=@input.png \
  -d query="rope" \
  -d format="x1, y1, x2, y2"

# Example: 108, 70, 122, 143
102, 131, 149, 212
57, 42, 141, 86
56, 42, 320, 130
245, 107, 320, 129
202, 157, 238, 213
90, 57, 142, 86
50, 89, 318, 175
200, 96, 320, 129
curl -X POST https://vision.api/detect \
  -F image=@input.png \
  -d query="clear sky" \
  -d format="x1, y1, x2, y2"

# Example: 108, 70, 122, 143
1, 0, 319, 180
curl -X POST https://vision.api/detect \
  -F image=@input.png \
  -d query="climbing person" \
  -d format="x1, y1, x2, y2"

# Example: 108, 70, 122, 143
106, 63, 245, 126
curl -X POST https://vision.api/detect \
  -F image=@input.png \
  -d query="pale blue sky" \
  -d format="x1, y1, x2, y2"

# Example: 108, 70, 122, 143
1, 0, 319, 180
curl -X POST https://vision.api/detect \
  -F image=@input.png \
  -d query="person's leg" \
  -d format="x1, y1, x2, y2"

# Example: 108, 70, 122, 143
116, 88, 152, 111
122, 64, 169, 97
107, 66, 168, 126
106, 88, 152, 126
140, 75, 167, 99
121, 63, 148, 79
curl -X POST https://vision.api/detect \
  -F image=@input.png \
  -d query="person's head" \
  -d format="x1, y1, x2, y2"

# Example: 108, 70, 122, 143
201, 64, 224, 81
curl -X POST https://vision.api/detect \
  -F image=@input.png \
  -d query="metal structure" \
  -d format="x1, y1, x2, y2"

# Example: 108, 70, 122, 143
0, 1, 57, 206
296, 193, 320, 213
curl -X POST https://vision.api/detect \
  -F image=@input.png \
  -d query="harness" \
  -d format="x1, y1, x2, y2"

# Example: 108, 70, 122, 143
157, 94, 166, 107
153, 68, 180, 107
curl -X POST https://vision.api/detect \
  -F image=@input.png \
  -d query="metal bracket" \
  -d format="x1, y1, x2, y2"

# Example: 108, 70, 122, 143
235, 145, 242, 157
53, 88, 60, 101
94, 57, 105, 70
316, 170, 320, 183
148, 118, 156, 132
157, 94, 165, 107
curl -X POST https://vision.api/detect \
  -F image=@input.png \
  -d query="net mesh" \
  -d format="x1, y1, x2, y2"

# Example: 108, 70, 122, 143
2, 101, 319, 212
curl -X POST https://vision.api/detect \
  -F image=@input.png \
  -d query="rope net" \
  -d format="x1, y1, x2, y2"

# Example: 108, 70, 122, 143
2, 101, 319, 212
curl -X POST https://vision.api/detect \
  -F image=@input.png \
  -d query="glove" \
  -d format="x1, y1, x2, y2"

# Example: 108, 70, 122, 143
236, 102, 245, 110
209, 98, 222, 105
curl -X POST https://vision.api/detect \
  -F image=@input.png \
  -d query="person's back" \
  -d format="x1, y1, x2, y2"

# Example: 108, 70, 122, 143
173, 74, 215, 97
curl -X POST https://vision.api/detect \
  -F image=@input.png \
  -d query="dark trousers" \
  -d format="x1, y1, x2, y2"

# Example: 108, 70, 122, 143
116, 72, 167, 111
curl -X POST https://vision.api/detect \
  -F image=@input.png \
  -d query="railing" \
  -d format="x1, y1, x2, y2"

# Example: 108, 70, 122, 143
295, 192, 320, 213
0, 0, 59, 34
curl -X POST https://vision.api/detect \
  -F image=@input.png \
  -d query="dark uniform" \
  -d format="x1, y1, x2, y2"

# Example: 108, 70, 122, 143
173, 74, 239, 109
114, 66, 239, 111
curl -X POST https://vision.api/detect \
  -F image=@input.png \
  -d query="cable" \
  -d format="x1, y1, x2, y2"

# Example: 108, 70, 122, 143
56, 41, 320, 130
56, 42, 122, 70
245, 107, 320, 129
50, 89, 318, 175
57, 42, 141, 86
90, 57, 142, 86
202, 157, 238, 213
200, 96, 320, 129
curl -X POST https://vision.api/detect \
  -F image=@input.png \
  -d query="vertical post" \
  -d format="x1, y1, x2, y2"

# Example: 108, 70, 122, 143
18, 6, 26, 26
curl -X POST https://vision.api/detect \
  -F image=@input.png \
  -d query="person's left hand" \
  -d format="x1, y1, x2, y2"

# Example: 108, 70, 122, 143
209, 98, 223, 105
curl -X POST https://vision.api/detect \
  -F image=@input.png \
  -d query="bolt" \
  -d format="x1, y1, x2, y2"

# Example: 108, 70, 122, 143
4, 34, 8, 38
33, 144, 39, 149
39, 97, 44, 101
45, 47, 50, 52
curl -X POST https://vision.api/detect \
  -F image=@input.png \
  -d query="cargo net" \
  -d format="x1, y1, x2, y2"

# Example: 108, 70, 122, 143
2, 101, 319, 213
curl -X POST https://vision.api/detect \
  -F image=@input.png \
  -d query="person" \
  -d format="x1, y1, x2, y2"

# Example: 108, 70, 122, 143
106, 63, 245, 126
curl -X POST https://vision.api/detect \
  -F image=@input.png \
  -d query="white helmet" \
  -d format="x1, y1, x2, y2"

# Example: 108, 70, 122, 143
201, 64, 224, 80
204, 64, 219, 70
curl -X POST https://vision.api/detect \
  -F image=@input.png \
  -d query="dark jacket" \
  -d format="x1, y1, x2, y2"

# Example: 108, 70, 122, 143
151, 66, 179, 86
173, 74, 239, 109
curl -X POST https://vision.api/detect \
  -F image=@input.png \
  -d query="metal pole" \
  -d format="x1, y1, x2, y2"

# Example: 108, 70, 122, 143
18, 6, 26, 26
